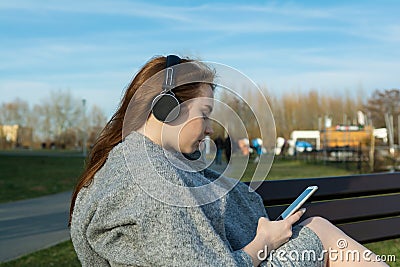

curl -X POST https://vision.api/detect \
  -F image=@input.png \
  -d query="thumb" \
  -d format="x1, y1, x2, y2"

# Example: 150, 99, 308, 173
287, 208, 306, 225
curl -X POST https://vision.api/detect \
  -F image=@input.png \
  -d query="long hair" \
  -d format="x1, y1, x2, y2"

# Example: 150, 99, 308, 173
69, 56, 215, 225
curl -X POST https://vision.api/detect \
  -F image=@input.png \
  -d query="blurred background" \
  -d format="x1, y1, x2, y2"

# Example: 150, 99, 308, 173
0, 1, 399, 266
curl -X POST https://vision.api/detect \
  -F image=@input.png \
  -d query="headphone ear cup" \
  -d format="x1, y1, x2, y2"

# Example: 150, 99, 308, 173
151, 93, 181, 122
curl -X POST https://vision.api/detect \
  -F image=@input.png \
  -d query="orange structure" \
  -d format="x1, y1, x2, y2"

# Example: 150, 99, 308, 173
320, 125, 373, 149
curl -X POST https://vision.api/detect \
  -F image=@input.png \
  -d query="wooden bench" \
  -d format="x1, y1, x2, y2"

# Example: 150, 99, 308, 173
246, 172, 400, 243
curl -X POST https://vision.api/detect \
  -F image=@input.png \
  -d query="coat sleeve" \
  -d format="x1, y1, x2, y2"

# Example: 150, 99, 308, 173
85, 183, 254, 267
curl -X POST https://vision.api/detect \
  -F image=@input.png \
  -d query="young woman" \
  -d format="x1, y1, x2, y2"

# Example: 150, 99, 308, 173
69, 55, 387, 266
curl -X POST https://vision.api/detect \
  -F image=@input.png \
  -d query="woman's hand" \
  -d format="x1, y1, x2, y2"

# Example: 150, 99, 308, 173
241, 208, 306, 266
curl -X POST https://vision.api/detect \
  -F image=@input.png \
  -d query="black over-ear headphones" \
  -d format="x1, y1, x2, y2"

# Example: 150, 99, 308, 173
151, 55, 182, 123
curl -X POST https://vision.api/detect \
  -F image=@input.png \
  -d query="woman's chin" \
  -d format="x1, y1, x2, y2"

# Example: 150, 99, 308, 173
186, 148, 198, 154
178, 146, 195, 154
180, 142, 200, 154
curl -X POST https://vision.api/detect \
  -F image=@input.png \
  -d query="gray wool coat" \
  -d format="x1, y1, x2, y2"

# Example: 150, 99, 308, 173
70, 131, 323, 267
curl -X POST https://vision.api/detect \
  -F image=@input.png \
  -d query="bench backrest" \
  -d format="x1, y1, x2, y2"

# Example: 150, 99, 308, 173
247, 172, 400, 243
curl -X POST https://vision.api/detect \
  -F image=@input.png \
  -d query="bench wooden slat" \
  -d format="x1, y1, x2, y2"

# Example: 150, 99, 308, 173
246, 172, 400, 244
266, 193, 400, 223
250, 172, 400, 205
338, 216, 400, 243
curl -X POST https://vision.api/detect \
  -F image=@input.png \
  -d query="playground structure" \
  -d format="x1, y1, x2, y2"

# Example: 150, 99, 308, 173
318, 125, 375, 163
320, 125, 373, 150
276, 125, 391, 164
280, 126, 376, 155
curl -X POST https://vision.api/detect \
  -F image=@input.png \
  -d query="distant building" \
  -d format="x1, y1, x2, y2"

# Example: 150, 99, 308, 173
0, 125, 33, 149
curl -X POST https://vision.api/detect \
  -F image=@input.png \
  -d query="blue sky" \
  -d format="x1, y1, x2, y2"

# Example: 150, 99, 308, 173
1, 0, 399, 118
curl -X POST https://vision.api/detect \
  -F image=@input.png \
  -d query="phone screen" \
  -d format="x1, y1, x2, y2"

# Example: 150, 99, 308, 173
276, 186, 318, 220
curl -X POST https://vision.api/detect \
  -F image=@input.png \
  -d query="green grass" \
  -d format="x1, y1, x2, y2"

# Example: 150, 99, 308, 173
0, 153, 398, 266
365, 238, 400, 267
270, 159, 356, 179
0, 153, 84, 203
239, 157, 356, 182
0, 240, 80, 267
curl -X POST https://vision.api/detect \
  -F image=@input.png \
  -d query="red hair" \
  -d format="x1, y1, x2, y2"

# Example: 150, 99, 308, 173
69, 56, 215, 225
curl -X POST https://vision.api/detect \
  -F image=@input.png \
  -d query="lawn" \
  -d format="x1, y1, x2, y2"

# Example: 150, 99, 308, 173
0, 152, 84, 203
0, 240, 80, 267
242, 157, 357, 181
0, 153, 398, 266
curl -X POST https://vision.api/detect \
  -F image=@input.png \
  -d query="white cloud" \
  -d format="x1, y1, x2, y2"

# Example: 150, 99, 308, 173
1, 0, 399, 117
253, 68, 399, 99
0, 0, 193, 22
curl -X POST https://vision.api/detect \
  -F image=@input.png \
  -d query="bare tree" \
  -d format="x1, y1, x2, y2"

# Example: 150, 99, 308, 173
257, 88, 363, 139
36, 89, 83, 146
87, 105, 107, 130
33, 104, 53, 142
0, 91, 108, 148
0, 98, 30, 126
85, 104, 108, 146
363, 89, 400, 144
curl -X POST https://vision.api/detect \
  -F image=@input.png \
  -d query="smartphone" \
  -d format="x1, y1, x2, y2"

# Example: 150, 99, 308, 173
275, 185, 318, 220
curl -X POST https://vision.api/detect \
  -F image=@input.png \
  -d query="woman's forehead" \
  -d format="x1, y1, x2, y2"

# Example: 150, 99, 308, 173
197, 83, 214, 97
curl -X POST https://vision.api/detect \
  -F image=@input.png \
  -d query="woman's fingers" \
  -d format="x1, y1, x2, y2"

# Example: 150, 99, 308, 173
286, 208, 306, 225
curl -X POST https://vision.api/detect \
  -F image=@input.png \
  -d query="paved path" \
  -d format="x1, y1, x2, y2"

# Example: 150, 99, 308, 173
0, 191, 71, 263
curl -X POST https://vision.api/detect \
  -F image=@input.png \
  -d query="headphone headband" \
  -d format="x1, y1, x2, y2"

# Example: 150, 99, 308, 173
162, 55, 181, 92
166, 55, 181, 68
